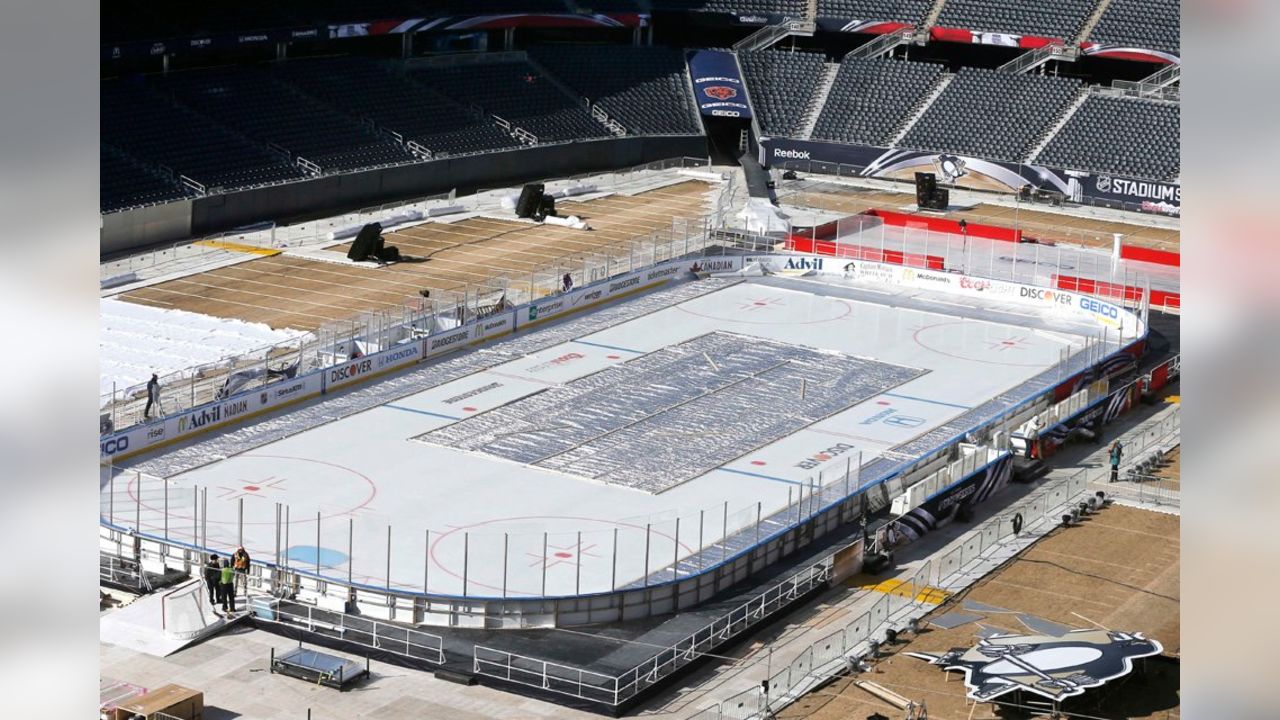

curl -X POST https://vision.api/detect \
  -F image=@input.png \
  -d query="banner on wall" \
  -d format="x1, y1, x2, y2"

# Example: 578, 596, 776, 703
760, 138, 1180, 217
686, 49, 753, 119
100, 371, 325, 460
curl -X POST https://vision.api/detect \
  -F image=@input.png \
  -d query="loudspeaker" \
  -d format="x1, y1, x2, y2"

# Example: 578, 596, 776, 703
914, 172, 936, 207
533, 194, 556, 220
515, 183, 544, 218
929, 187, 949, 210
347, 222, 383, 262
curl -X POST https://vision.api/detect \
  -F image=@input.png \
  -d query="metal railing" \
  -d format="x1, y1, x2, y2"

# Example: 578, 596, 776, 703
472, 556, 833, 706
691, 467, 1095, 719
848, 27, 916, 59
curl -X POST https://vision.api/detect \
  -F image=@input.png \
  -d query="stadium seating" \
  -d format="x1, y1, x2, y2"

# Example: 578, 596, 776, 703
272, 56, 521, 157
737, 49, 827, 138
101, 79, 307, 193
815, 0, 934, 24
528, 45, 702, 136
900, 67, 1082, 162
155, 65, 416, 173
409, 59, 612, 143
935, 0, 1097, 41
652, 1, 807, 16
1088, 0, 1180, 55
811, 56, 944, 146
1035, 95, 1179, 180
100, 143, 191, 213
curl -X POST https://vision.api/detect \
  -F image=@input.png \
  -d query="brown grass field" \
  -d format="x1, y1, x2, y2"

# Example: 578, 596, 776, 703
119, 181, 715, 331
781, 505, 1179, 720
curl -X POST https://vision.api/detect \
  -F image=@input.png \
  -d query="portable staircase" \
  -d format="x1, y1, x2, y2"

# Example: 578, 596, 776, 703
998, 42, 1080, 74
733, 19, 817, 52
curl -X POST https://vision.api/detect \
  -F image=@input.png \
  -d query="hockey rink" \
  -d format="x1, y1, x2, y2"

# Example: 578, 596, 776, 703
106, 276, 1116, 599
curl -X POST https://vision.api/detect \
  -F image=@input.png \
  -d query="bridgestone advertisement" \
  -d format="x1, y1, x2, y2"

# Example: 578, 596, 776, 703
760, 138, 1180, 217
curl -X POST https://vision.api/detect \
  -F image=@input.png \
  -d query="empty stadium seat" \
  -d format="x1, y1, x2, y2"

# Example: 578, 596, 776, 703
408, 59, 612, 144
101, 78, 306, 195
936, 0, 1097, 41
652, 1, 807, 16
1035, 95, 1179, 181
155, 65, 417, 174
900, 67, 1082, 162
100, 143, 192, 213
737, 49, 827, 138
273, 56, 521, 157
528, 45, 703, 136
811, 56, 944, 147
1088, 0, 1180, 55
815, 0, 934, 24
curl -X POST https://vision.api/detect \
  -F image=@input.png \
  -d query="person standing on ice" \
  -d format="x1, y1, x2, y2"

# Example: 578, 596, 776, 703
143, 373, 159, 419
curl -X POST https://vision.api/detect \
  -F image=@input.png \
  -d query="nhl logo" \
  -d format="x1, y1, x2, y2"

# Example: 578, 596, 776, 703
1096, 175, 1113, 193
703, 86, 737, 101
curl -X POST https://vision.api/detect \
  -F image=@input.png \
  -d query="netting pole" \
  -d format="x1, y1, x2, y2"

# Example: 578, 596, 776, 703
610, 528, 618, 591
348, 518, 354, 585
698, 510, 705, 573
283, 505, 289, 569
541, 532, 548, 597
423, 529, 430, 594
109, 471, 114, 524
786, 486, 793, 526
502, 533, 509, 599
386, 524, 392, 590
201, 489, 208, 553
163, 478, 169, 540
755, 502, 762, 550
722, 501, 728, 565
192, 488, 198, 549
672, 517, 683, 579
575, 531, 582, 595
134, 472, 141, 532
238, 497, 244, 548
462, 532, 470, 597
315, 511, 321, 577
274, 503, 281, 569
643, 523, 651, 587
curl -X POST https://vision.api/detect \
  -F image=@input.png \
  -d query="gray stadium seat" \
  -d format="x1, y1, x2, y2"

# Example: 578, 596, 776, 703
738, 49, 827, 138
936, 0, 1097, 41
1088, 0, 1180, 55
815, 0, 934, 24
900, 67, 1082, 162
811, 55, 944, 147
529, 45, 703, 136
1036, 95, 1179, 181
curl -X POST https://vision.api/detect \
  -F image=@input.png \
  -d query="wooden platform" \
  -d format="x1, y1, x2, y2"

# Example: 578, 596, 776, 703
119, 181, 715, 331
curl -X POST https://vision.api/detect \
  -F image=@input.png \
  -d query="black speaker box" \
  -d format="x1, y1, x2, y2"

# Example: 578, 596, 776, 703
516, 183, 544, 218
347, 222, 383, 262
914, 172, 936, 207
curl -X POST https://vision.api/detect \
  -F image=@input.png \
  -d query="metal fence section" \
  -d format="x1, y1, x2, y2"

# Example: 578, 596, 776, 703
471, 558, 832, 706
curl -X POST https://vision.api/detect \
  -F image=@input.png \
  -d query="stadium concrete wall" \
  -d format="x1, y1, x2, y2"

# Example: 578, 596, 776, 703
101, 134, 708, 254
101, 197, 193, 256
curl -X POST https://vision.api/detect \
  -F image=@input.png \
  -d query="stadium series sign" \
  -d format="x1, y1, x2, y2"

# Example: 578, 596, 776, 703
759, 138, 1180, 217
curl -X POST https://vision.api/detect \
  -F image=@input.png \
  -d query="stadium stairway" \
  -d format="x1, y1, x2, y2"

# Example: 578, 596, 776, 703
1024, 85, 1093, 164
888, 72, 954, 147
1076, 0, 1118, 45
797, 61, 841, 140
523, 54, 619, 137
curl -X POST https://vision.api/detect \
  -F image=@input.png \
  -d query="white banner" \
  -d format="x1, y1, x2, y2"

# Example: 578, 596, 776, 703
327, 339, 425, 391
424, 326, 473, 357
